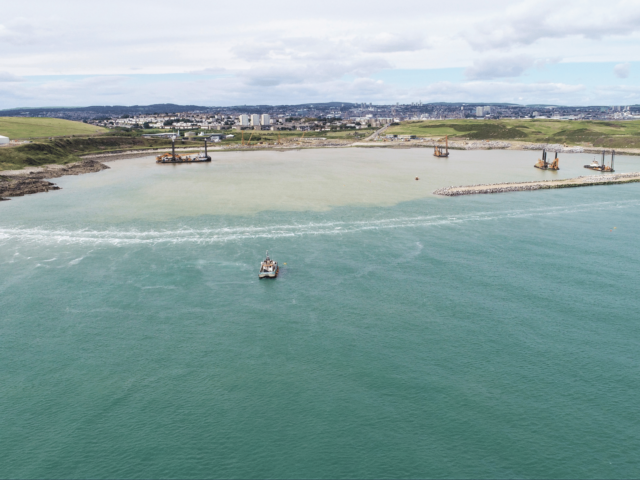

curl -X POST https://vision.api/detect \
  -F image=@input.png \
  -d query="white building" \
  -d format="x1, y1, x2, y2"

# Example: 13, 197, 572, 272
238, 114, 249, 126
260, 114, 270, 126
0, 135, 9, 145
475, 107, 484, 117
483, 106, 492, 115
250, 114, 260, 126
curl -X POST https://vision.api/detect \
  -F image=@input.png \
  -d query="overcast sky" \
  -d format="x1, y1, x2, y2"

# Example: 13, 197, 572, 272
1, 0, 639, 108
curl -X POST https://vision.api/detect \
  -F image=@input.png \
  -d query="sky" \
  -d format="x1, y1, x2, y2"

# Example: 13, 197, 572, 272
1, 0, 640, 108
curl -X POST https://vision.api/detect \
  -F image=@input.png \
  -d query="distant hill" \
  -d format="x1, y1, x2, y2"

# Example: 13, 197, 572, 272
0, 102, 363, 117
0, 104, 211, 117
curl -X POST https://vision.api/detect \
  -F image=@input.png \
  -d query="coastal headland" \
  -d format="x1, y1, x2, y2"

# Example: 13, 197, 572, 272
0, 160, 108, 201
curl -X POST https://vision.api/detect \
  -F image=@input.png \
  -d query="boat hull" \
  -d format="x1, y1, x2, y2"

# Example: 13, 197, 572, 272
156, 158, 211, 164
584, 165, 613, 172
259, 268, 279, 279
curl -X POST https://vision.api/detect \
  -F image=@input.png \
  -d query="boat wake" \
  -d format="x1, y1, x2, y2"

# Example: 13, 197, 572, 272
0, 200, 637, 246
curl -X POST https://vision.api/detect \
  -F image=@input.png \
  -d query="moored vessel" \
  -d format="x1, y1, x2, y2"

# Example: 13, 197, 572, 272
156, 138, 212, 164
534, 150, 559, 170
259, 251, 279, 279
433, 135, 449, 157
584, 151, 615, 172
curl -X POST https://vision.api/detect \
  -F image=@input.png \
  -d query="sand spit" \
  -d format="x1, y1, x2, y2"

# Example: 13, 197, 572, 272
433, 172, 640, 196
0, 160, 109, 200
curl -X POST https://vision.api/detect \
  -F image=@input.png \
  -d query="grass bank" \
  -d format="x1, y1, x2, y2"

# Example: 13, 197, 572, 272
208, 128, 376, 145
386, 119, 640, 149
0, 136, 173, 171
0, 117, 107, 139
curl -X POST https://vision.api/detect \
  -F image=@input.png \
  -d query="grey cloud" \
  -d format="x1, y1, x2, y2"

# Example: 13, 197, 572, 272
189, 67, 229, 75
5, 74, 640, 109
231, 43, 284, 62
35, 76, 132, 98
0, 18, 50, 46
534, 57, 561, 70
413, 80, 587, 105
231, 38, 356, 63
614, 63, 630, 78
0, 72, 26, 82
466, 0, 640, 51
361, 33, 428, 53
465, 55, 535, 80
242, 58, 391, 87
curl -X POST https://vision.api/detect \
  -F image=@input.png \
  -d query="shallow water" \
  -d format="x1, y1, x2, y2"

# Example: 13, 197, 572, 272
1, 149, 639, 478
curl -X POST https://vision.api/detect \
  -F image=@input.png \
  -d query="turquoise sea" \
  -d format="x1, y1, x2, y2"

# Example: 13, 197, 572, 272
1, 149, 639, 479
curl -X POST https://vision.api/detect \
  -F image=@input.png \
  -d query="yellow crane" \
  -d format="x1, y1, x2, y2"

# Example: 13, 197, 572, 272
433, 135, 449, 157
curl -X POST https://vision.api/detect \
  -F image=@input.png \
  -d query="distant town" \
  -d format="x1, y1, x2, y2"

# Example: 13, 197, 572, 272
1, 102, 640, 135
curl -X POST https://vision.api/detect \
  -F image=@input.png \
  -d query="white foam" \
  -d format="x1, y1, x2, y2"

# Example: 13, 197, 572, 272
0, 200, 637, 247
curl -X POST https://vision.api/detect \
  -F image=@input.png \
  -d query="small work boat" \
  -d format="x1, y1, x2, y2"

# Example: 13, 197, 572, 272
585, 159, 602, 170
259, 251, 278, 279
584, 151, 615, 172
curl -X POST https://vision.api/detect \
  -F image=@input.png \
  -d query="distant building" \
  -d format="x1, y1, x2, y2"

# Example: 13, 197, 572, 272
0, 135, 9, 145
260, 114, 270, 126
483, 106, 492, 115
142, 132, 178, 139
238, 114, 249, 126
475, 107, 484, 117
250, 114, 260, 126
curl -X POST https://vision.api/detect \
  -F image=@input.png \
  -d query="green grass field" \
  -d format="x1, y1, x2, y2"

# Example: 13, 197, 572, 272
0, 117, 107, 139
215, 128, 376, 145
386, 119, 640, 149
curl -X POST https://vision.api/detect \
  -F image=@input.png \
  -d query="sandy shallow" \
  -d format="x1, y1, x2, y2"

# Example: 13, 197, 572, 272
17, 147, 631, 221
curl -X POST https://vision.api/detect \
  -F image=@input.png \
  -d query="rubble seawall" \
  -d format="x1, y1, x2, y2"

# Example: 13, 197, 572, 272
433, 172, 640, 196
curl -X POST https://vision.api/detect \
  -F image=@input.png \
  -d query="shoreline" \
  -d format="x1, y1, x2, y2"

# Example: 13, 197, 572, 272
2, 142, 640, 201
78, 140, 640, 159
0, 160, 109, 201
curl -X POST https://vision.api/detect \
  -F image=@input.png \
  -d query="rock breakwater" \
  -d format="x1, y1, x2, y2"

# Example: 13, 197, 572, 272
0, 160, 109, 201
434, 172, 640, 196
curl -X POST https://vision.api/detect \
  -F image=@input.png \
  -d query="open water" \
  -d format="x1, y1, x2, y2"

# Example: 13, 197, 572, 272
1, 149, 639, 479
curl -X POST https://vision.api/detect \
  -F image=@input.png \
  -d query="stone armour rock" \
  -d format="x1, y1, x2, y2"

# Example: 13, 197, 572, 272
0, 160, 109, 200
